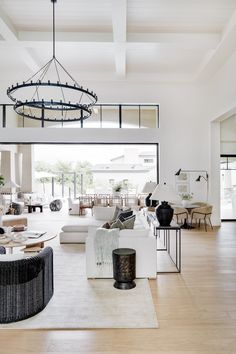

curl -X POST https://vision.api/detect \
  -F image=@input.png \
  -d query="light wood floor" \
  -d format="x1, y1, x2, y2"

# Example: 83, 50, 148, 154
1, 209, 236, 353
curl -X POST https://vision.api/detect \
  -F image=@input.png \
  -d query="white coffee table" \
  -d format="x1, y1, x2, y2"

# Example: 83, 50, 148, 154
1, 233, 57, 254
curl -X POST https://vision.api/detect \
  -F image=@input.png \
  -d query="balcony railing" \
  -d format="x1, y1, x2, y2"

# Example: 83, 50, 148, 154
0, 103, 159, 129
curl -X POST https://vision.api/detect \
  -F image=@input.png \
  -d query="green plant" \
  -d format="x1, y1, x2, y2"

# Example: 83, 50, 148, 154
0, 175, 4, 186
113, 182, 123, 193
181, 192, 193, 201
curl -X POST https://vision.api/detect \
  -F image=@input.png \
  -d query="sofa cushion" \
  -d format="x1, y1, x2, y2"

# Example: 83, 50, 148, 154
102, 222, 110, 229
118, 210, 133, 220
93, 206, 116, 221
110, 219, 125, 230
123, 215, 136, 229
62, 224, 90, 232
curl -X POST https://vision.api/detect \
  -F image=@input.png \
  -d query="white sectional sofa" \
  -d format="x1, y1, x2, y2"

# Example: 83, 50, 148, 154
59, 206, 117, 243
60, 206, 157, 278
86, 225, 157, 279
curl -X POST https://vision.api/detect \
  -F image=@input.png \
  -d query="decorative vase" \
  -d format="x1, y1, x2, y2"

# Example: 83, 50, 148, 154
182, 200, 188, 207
155, 202, 174, 226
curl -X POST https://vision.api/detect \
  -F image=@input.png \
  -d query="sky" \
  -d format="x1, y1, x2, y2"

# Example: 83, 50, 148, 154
34, 144, 157, 165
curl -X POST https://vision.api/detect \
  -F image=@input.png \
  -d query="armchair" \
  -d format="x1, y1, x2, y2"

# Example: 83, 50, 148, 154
191, 205, 213, 231
68, 197, 80, 215
173, 207, 188, 225
0, 247, 53, 323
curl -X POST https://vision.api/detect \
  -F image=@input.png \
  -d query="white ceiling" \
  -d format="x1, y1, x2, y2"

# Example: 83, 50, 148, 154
0, 0, 236, 83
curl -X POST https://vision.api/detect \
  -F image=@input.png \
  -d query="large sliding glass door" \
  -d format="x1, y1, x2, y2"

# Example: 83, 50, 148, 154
221, 155, 236, 221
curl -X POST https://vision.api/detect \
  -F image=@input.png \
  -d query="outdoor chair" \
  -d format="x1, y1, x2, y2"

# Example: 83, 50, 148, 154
68, 197, 80, 215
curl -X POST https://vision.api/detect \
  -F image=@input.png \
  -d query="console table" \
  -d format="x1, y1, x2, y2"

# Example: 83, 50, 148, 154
145, 211, 181, 273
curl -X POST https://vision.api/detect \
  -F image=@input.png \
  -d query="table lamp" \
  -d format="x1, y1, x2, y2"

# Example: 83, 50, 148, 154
3, 180, 20, 206
142, 181, 157, 207
151, 183, 180, 226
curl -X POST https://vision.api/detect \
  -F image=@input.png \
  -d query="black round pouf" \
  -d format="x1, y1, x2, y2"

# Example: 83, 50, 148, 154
112, 248, 136, 290
49, 199, 62, 211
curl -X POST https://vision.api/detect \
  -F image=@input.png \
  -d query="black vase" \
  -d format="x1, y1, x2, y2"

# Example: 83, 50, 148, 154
155, 201, 173, 226
145, 193, 158, 207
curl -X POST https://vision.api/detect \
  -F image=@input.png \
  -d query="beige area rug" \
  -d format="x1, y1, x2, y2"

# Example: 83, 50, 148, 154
0, 244, 158, 329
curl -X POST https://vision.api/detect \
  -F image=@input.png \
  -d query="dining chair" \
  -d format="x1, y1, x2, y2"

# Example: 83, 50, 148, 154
190, 205, 213, 231
173, 207, 188, 225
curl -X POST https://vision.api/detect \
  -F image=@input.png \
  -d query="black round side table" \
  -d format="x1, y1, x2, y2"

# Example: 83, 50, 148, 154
112, 248, 136, 290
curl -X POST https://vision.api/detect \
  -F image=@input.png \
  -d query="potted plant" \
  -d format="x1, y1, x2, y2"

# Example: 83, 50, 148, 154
112, 182, 123, 195
0, 175, 4, 187
180, 192, 193, 207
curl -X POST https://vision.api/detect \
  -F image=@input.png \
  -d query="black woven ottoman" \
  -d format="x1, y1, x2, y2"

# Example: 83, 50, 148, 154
112, 248, 136, 290
50, 199, 62, 211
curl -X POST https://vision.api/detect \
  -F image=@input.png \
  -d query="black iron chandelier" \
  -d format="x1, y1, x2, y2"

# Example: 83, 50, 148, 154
7, 0, 97, 125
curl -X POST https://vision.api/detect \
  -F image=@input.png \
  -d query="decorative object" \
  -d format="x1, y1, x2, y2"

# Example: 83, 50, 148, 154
180, 192, 194, 207
112, 248, 136, 290
49, 199, 62, 211
7, 0, 97, 126
151, 183, 180, 226
142, 181, 157, 207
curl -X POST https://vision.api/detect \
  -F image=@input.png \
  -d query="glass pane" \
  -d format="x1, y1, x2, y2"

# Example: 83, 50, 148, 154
221, 170, 236, 219
140, 106, 157, 128
101, 106, 119, 128
220, 157, 228, 170
121, 106, 139, 128
83, 106, 101, 128
228, 157, 236, 169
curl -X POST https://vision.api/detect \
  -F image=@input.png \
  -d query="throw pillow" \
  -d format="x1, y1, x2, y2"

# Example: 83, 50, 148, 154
118, 210, 133, 220
110, 218, 125, 230
123, 215, 136, 229
112, 205, 121, 221
101, 222, 110, 229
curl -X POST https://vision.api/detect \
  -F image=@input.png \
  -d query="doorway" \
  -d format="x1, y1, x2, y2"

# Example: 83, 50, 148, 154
221, 155, 236, 221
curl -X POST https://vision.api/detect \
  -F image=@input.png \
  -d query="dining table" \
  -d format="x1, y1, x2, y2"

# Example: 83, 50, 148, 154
173, 204, 199, 229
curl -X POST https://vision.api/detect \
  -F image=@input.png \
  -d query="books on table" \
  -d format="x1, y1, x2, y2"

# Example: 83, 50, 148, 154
22, 231, 47, 238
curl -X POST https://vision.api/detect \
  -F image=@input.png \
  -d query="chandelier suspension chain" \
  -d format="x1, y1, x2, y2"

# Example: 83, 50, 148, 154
7, 0, 97, 123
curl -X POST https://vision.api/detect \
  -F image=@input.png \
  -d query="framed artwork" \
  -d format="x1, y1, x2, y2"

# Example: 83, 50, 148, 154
176, 183, 189, 194
176, 172, 189, 182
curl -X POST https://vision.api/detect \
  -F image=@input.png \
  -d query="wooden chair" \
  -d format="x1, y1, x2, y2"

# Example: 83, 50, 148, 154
78, 195, 94, 215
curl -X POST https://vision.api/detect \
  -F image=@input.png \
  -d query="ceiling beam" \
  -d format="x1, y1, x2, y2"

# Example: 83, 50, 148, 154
0, 6, 17, 41
15, 31, 220, 51
196, 10, 236, 81
112, 0, 127, 78
0, 5, 40, 73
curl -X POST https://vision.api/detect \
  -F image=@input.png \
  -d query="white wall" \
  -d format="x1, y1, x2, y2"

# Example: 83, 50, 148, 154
0, 80, 218, 224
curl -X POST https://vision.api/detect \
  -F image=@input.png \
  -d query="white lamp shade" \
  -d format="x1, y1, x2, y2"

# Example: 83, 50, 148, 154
4, 180, 20, 189
151, 183, 181, 202
142, 181, 157, 193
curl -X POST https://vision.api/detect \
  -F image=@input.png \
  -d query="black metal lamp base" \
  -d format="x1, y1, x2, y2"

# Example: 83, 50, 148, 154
145, 193, 158, 207
113, 280, 136, 290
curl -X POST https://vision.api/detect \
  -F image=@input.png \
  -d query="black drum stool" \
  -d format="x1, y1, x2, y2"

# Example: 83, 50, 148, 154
112, 248, 136, 290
